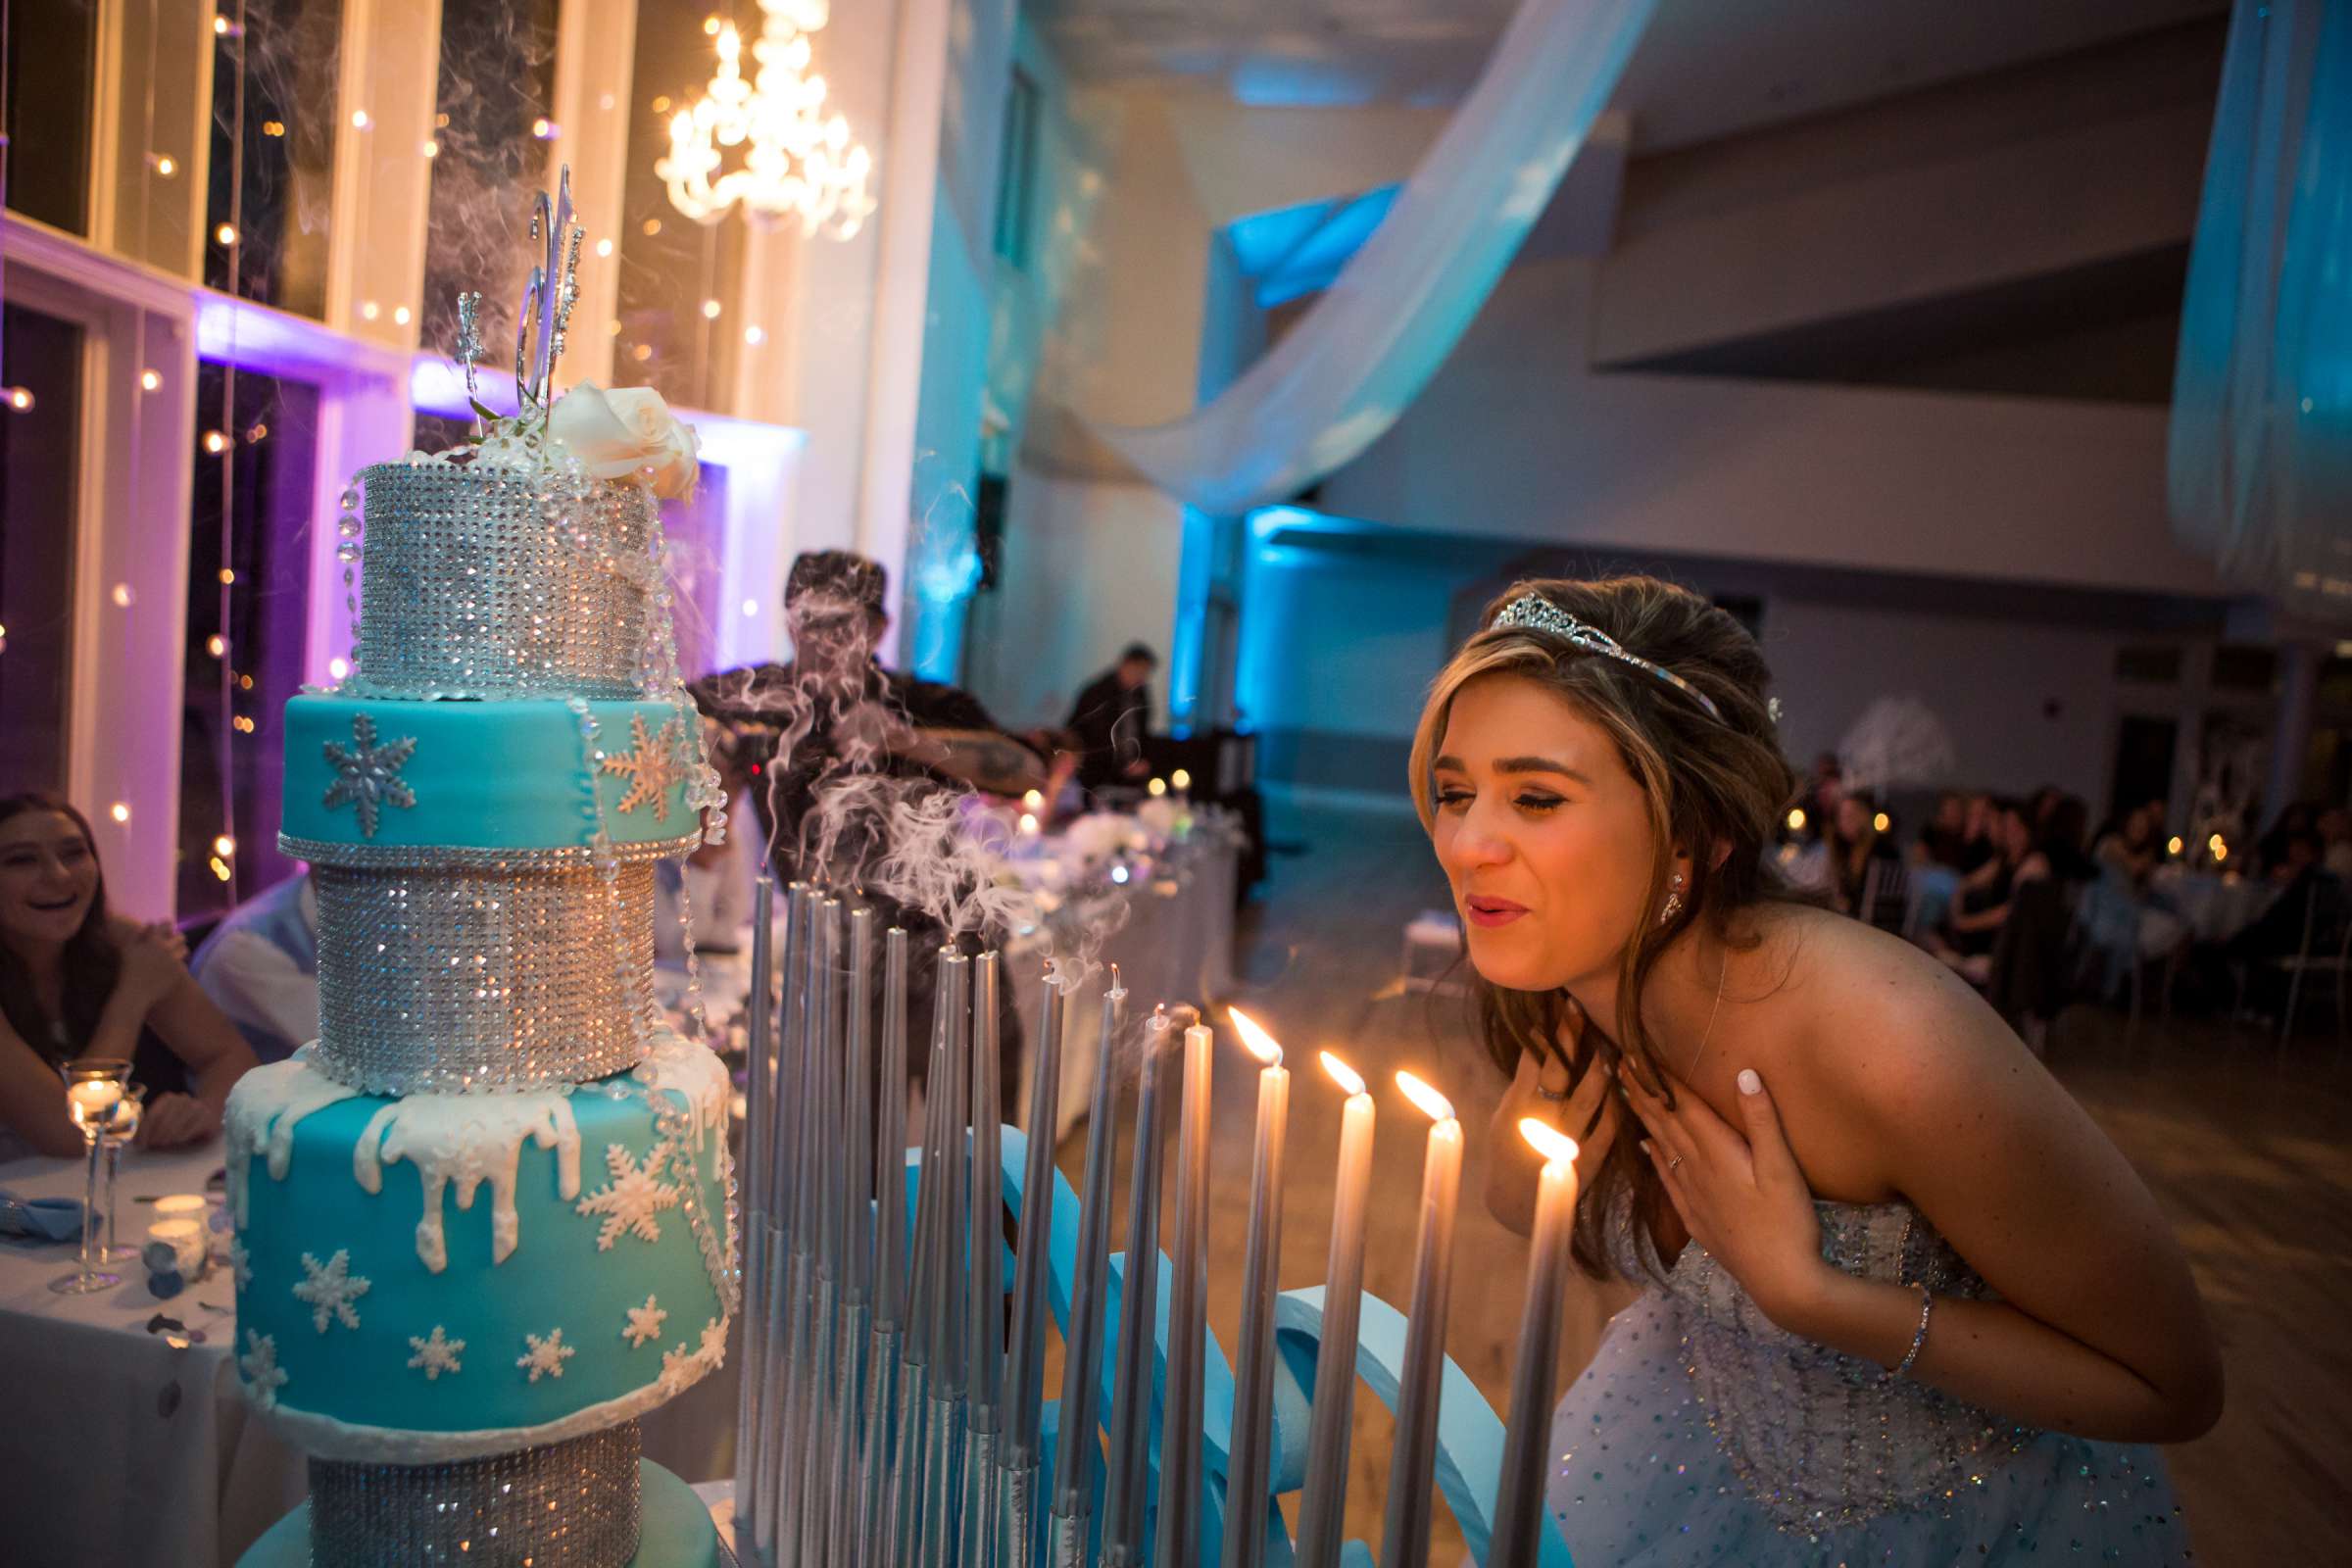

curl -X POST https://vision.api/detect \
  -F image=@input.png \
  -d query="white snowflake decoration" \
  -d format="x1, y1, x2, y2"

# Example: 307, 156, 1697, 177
574, 1140, 681, 1250
599, 711, 683, 821
292, 1249, 371, 1333
408, 1325, 466, 1380
240, 1330, 289, 1409
623, 1295, 667, 1348
229, 1237, 253, 1289
517, 1328, 576, 1382
697, 1314, 728, 1368
659, 1341, 699, 1396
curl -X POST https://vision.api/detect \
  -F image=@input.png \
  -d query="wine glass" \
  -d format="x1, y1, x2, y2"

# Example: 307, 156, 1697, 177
51, 1059, 132, 1295
98, 1083, 148, 1261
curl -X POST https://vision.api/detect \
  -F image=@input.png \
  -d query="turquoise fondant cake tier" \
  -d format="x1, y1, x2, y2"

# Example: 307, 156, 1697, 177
225, 1036, 736, 1462
280, 695, 699, 858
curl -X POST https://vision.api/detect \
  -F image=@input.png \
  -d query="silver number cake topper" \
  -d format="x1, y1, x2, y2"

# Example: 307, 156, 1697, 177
514, 166, 585, 419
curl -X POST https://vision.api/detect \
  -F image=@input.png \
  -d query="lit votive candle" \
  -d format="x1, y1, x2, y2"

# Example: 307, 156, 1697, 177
145, 1218, 208, 1277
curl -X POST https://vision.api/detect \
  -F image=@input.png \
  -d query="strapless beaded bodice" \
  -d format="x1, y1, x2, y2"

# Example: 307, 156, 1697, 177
1624, 1198, 2031, 1535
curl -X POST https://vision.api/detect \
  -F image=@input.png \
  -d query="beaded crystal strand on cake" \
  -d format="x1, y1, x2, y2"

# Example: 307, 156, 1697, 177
229, 167, 730, 1568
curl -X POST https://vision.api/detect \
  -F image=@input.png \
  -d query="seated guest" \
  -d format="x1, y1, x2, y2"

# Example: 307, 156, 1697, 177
1065, 642, 1157, 797
2321, 807, 2352, 879
188, 869, 318, 1063
1912, 791, 1970, 869
2037, 794, 2098, 884
2218, 830, 2331, 1015
1935, 799, 2048, 981
0, 794, 257, 1160
689, 550, 1041, 1107
2092, 801, 2165, 887
2256, 801, 2317, 876
1825, 794, 1894, 918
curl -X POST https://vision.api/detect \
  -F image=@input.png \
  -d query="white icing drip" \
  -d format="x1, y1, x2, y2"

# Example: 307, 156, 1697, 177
224, 1056, 360, 1226
351, 1092, 583, 1272
632, 1031, 730, 1172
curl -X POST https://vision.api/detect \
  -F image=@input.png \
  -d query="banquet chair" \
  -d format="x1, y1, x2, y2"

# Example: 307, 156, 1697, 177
2236, 873, 2352, 1047
1857, 858, 1917, 938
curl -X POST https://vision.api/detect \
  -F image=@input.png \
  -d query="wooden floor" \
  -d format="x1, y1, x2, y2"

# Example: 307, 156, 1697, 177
1054, 798, 2352, 1566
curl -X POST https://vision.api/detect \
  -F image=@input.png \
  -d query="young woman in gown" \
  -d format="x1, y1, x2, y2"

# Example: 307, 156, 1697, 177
1422, 578, 2220, 1564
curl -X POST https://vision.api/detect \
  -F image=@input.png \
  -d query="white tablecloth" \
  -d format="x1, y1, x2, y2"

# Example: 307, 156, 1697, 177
2151, 866, 2282, 943
0, 1138, 759, 1568
0, 1141, 303, 1568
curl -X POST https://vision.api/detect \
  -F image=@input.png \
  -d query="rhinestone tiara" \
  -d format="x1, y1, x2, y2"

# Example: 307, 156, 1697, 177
1490, 595, 1726, 724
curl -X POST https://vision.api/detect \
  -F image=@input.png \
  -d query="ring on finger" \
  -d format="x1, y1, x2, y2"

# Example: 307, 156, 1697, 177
1534, 1081, 1570, 1102
1666, 1153, 1683, 1170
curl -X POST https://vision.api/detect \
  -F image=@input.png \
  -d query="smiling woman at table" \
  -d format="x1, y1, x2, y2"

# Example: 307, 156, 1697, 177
0, 795, 256, 1160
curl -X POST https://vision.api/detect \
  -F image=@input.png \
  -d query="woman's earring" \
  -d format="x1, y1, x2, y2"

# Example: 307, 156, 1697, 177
1658, 872, 1688, 927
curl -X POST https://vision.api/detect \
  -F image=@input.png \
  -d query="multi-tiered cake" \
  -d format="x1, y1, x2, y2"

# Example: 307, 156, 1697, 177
226, 175, 736, 1568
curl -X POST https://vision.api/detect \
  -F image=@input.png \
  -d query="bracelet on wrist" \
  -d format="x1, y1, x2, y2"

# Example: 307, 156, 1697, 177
1890, 1282, 1934, 1378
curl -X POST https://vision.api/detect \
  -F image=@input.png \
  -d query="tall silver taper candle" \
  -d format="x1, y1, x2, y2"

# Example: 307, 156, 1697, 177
1048, 972, 1125, 1568
1295, 1054, 1376, 1568
732, 872, 775, 1549
961, 953, 1006, 1568
1002, 966, 1068, 1568
1100, 1006, 1173, 1564
827, 906, 878, 1567
1377, 1073, 1464, 1568
1489, 1119, 1579, 1567
1220, 1010, 1292, 1568
1152, 1020, 1214, 1568
859, 926, 910, 1567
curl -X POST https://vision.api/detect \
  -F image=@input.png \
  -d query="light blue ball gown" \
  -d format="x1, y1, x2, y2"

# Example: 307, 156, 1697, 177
1546, 1198, 2194, 1563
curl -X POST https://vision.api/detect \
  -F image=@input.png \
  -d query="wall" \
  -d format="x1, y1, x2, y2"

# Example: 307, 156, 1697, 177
1231, 521, 2233, 811
1318, 255, 2228, 598
963, 470, 1187, 733
1591, 23, 2222, 366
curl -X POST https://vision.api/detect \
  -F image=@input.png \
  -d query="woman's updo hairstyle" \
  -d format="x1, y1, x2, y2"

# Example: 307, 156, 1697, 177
1406, 576, 1798, 1276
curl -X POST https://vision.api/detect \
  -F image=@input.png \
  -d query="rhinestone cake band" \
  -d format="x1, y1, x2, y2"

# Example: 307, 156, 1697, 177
280, 832, 700, 871
348, 459, 657, 700
312, 860, 659, 1094
308, 1419, 644, 1567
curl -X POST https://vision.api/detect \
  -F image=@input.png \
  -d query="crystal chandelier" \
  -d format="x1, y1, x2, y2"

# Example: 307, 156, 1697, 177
657, 0, 877, 236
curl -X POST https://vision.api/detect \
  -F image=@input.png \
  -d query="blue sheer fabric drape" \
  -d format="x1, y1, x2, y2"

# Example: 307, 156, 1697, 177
1089, 0, 1659, 516
2170, 0, 2352, 605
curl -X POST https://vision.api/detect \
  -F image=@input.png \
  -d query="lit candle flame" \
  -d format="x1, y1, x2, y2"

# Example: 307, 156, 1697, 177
1228, 1006, 1283, 1067
1517, 1117, 1579, 1167
1319, 1051, 1366, 1098
1396, 1069, 1455, 1124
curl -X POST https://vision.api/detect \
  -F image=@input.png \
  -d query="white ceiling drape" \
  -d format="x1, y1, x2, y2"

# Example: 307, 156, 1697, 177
1089, 0, 1660, 516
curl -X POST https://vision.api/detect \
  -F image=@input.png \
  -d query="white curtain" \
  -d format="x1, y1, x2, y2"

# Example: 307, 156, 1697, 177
1089, 0, 1659, 516
2169, 0, 2352, 606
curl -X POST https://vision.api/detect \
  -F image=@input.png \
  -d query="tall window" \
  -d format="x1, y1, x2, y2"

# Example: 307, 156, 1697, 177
421, 0, 563, 362
613, 0, 747, 411
993, 68, 1040, 270
2, 0, 99, 234
0, 304, 84, 791
178, 363, 319, 915
206, 0, 346, 318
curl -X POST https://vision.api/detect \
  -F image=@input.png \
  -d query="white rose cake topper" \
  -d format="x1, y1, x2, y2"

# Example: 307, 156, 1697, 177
548, 383, 702, 501
452, 163, 701, 501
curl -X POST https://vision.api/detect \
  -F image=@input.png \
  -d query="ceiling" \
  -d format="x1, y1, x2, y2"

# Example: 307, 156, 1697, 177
1031, 0, 2230, 153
